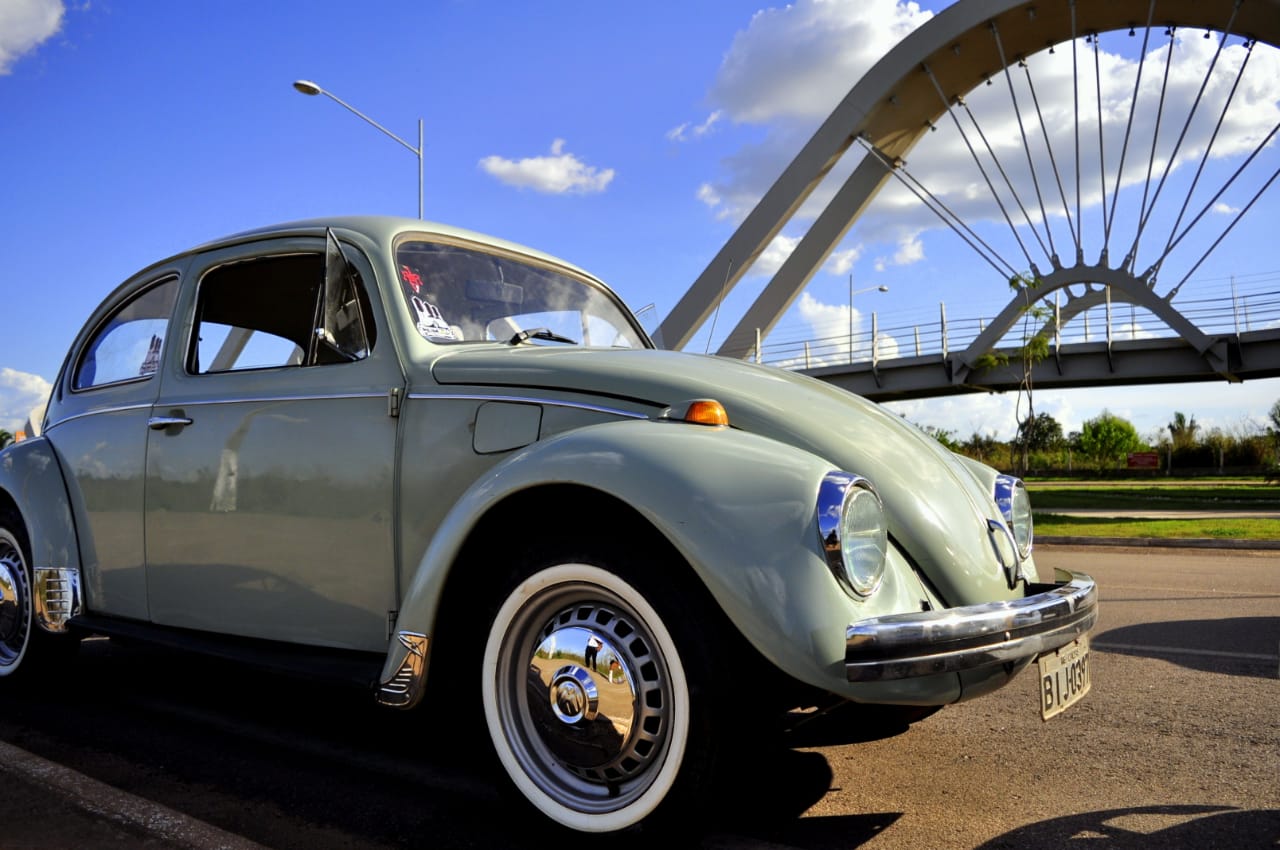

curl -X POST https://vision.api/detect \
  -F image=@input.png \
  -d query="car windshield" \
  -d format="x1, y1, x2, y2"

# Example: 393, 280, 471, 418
395, 240, 650, 349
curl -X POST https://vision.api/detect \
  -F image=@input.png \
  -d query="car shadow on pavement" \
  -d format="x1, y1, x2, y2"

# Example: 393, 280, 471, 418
1095, 617, 1279, 679
972, 804, 1279, 849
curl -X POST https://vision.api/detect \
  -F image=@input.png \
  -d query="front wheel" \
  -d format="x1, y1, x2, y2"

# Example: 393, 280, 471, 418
482, 559, 720, 834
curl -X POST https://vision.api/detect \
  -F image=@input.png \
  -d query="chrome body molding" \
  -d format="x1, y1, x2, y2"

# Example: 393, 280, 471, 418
44, 402, 153, 432
408, 393, 648, 420
33, 568, 82, 633
845, 569, 1097, 682
376, 631, 429, 708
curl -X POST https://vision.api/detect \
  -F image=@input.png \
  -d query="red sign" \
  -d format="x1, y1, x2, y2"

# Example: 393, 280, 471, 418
1127, 452, 1160, 469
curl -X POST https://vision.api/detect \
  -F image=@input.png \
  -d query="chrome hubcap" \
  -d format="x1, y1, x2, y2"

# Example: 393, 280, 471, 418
497, 582, 673, 812
0, 561, 18, 643
0, 539, 29, 666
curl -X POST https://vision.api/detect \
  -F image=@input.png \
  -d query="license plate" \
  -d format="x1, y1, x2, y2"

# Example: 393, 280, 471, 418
1038, 636, 1091, 720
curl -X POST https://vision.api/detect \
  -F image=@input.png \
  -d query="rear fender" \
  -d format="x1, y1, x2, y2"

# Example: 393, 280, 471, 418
0, 438, 79, 574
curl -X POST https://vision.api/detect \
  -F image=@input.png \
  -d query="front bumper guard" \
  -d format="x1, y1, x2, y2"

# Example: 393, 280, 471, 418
846, 569, 1097, 682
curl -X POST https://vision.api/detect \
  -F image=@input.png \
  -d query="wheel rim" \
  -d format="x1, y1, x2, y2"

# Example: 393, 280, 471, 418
484, 565, 687, 830
0, 535, 31, 672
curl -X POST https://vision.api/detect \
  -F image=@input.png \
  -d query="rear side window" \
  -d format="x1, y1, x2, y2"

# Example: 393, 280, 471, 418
74, 277, 179, 390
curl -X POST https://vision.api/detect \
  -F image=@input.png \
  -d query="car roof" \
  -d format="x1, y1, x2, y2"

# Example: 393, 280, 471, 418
185, 215, 602, 283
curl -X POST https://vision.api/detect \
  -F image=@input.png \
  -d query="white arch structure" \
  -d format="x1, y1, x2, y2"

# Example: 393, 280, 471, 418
655, 0, 1280, 387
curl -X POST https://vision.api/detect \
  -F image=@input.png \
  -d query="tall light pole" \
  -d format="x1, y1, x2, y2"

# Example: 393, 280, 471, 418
849, 276, 889, 363
293, 79, 424, 219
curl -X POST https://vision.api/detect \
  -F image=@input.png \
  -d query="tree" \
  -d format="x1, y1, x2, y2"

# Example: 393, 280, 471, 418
918, 424, 960, 452
1079, 410, 1143, 470
961, 431, 1002, 464
1167, 411, 1199, 451
1017, 412, 1064, 452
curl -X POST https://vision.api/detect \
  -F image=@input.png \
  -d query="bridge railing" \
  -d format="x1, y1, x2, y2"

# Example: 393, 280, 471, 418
744, 288, 1280, 371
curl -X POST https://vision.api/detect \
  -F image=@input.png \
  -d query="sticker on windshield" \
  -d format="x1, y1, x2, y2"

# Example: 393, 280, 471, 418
400, 265, 423, 294
412, 296, 456, 340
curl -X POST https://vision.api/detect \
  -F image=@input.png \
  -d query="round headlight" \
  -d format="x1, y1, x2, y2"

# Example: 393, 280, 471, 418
818, 472, 888, 598
994, 475, 1034, 558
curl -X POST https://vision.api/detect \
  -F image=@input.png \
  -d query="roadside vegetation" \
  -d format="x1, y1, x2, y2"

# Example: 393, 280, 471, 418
916, 399, 1280, 542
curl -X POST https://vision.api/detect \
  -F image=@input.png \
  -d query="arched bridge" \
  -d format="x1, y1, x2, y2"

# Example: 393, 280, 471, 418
655, 0, 1280, 403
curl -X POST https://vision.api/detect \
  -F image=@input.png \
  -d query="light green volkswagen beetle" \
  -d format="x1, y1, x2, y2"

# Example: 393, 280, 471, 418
0, 216, 1096, 835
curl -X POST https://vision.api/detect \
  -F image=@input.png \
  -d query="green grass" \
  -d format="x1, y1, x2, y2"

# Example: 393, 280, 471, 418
1034, 513, 1280, 540
1027, 479, 1280, 540
1027, 482, 1280, 512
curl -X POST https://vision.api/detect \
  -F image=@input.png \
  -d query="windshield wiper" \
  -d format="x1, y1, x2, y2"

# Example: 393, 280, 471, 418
507, 327, 577, 346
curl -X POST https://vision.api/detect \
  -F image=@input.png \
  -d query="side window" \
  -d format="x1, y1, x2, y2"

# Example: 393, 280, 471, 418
74, 277, 179, 390
191, 252, 374, 374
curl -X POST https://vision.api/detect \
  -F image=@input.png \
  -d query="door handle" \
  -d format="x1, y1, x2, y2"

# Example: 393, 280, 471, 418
148, 416, 193, 430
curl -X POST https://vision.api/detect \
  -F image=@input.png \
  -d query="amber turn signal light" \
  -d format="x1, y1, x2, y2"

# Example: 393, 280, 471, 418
684, 400, 729, 427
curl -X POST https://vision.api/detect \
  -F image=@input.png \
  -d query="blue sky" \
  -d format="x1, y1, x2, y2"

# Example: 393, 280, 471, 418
2, 0, 1278, 443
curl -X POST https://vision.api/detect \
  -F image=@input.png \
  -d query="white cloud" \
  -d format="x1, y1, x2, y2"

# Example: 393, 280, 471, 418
711, 0, 933, 125
771, 292, 900, 367
0, 368, 52, 433
824, 246, 862, 276
479, 139, 615, 195
0, 0, 62, 74
753, 234, 799, 277
874, 233, 924, 271
667, 110, 722, 143
1212, 202, 1241, 214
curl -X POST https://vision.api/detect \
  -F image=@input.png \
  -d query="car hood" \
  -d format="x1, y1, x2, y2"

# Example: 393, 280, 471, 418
431, 346, 1018, 606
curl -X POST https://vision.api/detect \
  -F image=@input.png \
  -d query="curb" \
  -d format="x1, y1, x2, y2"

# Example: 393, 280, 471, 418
0, 738, 266, 850
1038, 535, 1280, 551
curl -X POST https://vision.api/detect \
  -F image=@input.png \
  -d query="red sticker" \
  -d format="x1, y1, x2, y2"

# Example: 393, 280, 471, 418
400, 265, 423, 293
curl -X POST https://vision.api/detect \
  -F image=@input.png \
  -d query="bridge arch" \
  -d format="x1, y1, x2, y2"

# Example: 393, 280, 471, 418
656, 0, 1280, 389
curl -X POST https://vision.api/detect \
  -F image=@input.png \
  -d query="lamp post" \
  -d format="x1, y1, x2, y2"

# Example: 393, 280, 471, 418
293, 79, 424, 219
849, 276, 889, 363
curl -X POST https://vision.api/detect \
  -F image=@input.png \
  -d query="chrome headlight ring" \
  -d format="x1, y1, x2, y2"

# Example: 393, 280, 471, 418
817, 471, 889, 599
993, 474, 1034, 559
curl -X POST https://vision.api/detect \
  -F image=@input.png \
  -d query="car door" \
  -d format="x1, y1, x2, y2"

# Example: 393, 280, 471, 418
144, 232, 402, 652
42, 270, 184, 620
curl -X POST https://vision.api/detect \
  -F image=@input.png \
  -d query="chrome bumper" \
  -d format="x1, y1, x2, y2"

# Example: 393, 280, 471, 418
845, 569, 1097, 682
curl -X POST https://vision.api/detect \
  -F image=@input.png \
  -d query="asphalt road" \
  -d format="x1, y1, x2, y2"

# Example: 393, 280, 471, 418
0, 545, 1275, 849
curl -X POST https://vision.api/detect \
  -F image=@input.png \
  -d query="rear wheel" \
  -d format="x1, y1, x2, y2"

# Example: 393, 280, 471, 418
0, 527, 35, 677
0, 524, 78, 680
481, 551, 727, 834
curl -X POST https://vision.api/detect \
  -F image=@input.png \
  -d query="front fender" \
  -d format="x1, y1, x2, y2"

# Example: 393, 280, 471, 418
0, 438, 79, 573
381, 418, 928, 697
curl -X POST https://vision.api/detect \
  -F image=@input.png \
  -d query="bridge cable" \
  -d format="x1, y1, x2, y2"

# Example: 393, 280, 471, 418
1128, 6, 1244, 280
1169, 158, 1280, 294
1158, 31, 1253, 291
1021, 56, 1078, 255
856, 137, 1019, 280
924, 64, 1038, 272
991, 22, 1057, 264
1126, 25, 1179, 273
1092, 31, 1110, 260
1071, 1, 1083, 261
1147, 113, 1280, 290
1104, 2, 1157, 254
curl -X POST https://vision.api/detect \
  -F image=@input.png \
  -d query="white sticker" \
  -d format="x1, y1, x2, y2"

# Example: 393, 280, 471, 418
412, 297, 457, 340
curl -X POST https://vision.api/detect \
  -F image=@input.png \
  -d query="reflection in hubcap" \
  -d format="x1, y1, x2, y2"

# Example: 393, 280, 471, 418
0, 562, 18, 643
550, 665, 598, 724
525, 609, 664, 781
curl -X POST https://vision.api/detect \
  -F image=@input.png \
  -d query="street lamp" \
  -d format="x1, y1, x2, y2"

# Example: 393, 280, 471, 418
293, 79, 424, 219
849, 277, 889, 363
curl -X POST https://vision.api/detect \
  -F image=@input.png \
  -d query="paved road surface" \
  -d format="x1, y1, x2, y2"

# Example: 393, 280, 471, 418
0, 545, 1275, 849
